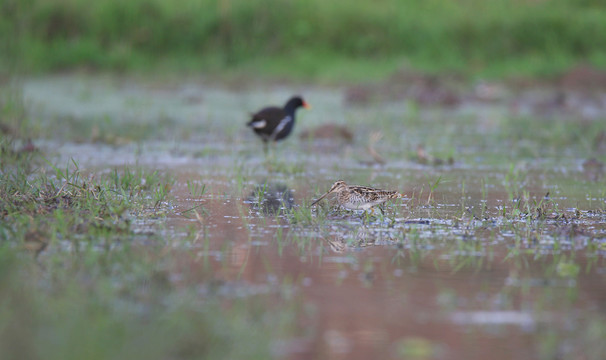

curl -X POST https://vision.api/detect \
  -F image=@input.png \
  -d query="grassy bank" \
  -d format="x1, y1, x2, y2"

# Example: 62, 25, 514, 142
2, 0, 606, 80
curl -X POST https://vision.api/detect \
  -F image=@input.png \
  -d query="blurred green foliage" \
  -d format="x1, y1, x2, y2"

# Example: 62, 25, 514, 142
0, 245, 278, 360
2, 0, 606, 78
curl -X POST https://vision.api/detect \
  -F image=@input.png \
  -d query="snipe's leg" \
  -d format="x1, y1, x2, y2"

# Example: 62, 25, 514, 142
360, 208, 374, 224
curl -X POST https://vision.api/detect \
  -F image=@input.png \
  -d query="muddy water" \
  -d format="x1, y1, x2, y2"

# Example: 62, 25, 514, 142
23, 76, 606, 359
160, 171, 606, 360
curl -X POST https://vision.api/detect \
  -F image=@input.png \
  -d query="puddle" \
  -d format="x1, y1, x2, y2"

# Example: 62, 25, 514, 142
19, 75, 606, 359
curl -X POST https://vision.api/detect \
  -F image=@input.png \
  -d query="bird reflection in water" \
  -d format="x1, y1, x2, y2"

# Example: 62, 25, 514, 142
247, 182, 294, 215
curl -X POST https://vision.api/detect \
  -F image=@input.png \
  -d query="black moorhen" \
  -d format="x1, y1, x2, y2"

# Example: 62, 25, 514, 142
247, 96, 310, 153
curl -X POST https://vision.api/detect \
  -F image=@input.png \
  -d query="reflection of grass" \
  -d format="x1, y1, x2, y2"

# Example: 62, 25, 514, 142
0, 248, 283, 360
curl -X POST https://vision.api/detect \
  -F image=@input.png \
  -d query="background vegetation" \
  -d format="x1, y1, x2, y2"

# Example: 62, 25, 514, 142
2, 0, 606, 80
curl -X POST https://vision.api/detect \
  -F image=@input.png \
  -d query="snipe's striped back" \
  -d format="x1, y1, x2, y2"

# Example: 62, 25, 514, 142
311, 180, 401, 211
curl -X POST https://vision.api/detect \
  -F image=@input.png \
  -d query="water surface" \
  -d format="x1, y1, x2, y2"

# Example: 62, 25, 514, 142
23, 75, 606, 360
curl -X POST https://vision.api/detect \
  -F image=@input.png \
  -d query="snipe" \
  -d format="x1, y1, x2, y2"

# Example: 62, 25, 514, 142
311, 180, 402, 212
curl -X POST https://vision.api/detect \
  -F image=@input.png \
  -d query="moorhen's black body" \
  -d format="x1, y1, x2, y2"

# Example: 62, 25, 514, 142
247, 96, 310, 152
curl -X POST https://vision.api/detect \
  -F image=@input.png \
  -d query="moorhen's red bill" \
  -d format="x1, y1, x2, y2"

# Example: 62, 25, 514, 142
247, 96, 310, 151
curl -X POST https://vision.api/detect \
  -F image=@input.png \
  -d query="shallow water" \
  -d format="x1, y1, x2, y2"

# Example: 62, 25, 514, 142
23, 75, 606, 359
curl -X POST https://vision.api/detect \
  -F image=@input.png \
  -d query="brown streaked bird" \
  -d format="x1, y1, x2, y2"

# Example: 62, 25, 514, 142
311, 180, 402, 211
247, 96, 311, 153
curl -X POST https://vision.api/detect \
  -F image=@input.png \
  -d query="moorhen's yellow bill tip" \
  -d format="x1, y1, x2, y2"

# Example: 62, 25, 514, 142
303, 101, 311, 110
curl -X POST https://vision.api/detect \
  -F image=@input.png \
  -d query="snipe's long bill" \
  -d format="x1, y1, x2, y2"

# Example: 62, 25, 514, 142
311, 180, 402, 211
